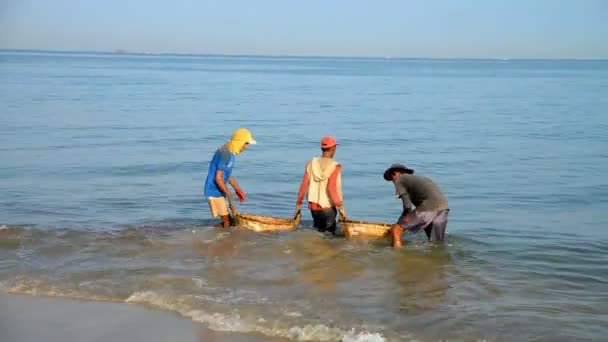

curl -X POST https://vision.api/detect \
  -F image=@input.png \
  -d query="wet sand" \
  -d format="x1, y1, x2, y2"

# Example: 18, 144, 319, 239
0, 294, 281, 342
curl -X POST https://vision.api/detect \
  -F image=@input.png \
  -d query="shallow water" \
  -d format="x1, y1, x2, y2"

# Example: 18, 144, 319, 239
1, 51, 607, 341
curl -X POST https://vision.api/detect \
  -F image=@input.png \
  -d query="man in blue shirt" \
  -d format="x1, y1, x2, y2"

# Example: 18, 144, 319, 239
204, 128, 256, 228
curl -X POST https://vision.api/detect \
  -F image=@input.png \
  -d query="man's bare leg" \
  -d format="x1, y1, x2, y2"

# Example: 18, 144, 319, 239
390, 224, 403, 248
221, 215, 231, 228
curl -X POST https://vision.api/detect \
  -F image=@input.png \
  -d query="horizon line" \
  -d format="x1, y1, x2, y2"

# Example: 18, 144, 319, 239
1, 48, 607, 62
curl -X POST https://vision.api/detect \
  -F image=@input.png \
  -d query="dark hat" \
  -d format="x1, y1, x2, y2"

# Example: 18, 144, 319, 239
383, 163, 414, 181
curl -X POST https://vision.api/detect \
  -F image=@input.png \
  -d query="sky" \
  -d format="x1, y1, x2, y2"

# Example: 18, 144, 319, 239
1, 0, 607, 59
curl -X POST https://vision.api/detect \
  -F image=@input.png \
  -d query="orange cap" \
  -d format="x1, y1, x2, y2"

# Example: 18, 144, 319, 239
320, 136, 338, 148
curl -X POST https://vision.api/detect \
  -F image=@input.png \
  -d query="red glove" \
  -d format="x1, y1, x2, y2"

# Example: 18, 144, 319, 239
235, 187, 246, 202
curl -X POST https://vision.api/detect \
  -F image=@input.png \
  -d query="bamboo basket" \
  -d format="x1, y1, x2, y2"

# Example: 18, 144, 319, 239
340, 219, 391, 238
228, 198, 301, 232
234, 211, 301, 232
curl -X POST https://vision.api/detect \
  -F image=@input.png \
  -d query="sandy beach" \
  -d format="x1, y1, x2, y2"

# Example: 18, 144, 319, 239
0, 294, 281, 342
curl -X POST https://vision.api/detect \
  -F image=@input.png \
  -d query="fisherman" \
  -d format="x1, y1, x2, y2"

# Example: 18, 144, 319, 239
383, 163, 449, 248
204, 128, 256, 228
295, 136, 347, 234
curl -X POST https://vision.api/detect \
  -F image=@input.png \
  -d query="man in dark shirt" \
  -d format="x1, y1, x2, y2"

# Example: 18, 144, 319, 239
384, 163, 449, 248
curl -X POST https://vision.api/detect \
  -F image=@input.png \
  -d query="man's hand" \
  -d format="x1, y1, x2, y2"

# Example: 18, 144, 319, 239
338, 206, 348, 221
294, 204, 302, 217
224, 191, 234, 208
235, 187, 246, 202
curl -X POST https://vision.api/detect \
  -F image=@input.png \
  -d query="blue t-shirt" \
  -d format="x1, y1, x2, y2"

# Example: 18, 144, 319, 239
204, 145, 236, 197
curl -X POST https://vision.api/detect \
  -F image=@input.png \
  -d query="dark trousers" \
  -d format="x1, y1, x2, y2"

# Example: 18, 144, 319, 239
310, 207, 337, 234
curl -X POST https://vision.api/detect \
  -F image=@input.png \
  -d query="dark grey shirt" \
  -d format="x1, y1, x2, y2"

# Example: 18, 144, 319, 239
394, 174, 448, 213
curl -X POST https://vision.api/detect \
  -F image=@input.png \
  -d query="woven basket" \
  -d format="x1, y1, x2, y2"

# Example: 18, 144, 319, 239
227, 197, 301, 232
234, 211, 301, 232
340, 219, 391, 238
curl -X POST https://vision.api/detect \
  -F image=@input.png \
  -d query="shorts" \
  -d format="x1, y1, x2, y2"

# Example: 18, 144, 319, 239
310, 207, 337, 234
207, 196, 229, 218
397, 209, 449, 241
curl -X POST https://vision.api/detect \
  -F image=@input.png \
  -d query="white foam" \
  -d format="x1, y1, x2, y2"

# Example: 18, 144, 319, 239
287, 324, 355, 341
191, 277, 207, 289
188, 309, 253, 332
282, 310, 303, 317
0, 288, 390, 342
286, 325, 388, 342
341, 330, 388, 342
126, 291, 171, 307
124, 290, 388, 342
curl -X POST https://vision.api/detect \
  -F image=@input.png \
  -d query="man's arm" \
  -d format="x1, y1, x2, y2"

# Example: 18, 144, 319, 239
400, 195, 414, 216
295, 166, 310, 209
328, 165, 347, 220
214, 170, 232, 198
228, 176, 239, 191
395, 182, 414, 216
395, 184, 414, 216
228, 176, 246, 202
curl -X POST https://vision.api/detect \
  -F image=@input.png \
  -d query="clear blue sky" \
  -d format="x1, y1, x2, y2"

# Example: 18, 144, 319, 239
1, 0, 607, 58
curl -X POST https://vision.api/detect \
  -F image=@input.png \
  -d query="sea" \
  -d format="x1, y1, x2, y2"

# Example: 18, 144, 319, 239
1, 50, 607, 341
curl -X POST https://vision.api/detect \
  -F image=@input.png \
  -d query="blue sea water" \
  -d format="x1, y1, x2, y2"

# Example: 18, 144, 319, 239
1, 51, 607, 341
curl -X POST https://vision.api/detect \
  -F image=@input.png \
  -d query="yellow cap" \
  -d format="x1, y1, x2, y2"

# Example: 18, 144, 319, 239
231, 128, 256, 145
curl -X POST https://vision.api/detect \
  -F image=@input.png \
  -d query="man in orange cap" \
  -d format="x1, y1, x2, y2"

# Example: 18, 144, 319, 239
204, 128, 256, 228
295, 136, 347, 234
